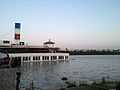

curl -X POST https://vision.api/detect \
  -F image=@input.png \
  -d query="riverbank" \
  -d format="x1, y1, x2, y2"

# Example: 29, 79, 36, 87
56, 77, 119, 90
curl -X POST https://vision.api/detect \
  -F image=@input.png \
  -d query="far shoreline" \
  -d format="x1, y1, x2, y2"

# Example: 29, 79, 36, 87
68, 49, 120, 55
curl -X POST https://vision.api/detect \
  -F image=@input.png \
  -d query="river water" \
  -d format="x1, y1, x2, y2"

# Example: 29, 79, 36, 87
19, 55, 120, 90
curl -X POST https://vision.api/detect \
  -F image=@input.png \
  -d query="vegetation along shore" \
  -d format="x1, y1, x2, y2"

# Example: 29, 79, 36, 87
68, 49, 120, 55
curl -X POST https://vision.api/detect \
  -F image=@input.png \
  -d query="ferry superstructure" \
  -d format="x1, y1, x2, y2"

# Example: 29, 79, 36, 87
0, 23, 69, 63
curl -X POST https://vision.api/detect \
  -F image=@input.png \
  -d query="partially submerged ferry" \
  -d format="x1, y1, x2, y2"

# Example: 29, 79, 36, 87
0, 23, 69, 64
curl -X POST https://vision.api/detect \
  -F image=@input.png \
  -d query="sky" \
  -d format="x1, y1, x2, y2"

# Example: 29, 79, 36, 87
0, 0, 120, 49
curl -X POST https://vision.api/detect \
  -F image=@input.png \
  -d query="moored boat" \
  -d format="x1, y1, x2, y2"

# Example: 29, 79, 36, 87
0, 23, 69, 64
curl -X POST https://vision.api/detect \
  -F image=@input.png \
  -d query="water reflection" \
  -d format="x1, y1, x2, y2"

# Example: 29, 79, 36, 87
20, 61, 70, 90
19, 55, 120, 90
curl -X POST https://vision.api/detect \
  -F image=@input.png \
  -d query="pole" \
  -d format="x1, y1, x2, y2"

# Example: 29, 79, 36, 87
16, 72, 21, 90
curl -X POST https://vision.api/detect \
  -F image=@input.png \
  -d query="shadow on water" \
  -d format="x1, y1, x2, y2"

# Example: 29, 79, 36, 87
0, 57, 22, 90
20, 61, 70, 90
0, 66, 22, 90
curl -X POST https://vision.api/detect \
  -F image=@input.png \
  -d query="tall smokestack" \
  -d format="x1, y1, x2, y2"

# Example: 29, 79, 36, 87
15, 23, 21, 45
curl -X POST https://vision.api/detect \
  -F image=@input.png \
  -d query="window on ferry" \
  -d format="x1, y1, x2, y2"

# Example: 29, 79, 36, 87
45, 56, 49, 60
37, 56, 39, 60
46, 56, 49, 60
38, 56, 40, 60
10, 57, 12, 60
25, 57, 27, 60
15, 57, 17, 61
59, 56, 64, 59
26, 57, 28, 60
65, 56, 68, 59
51, 56, 53, 60
23, 57, 28, 61
12, 57, 15, 60
3, 40, 10, 44
33, 56, 36, 60
17, 57, 21, 60
35, 56, 37, 60
53, 56, 57, 60
36, 56, 39, 60
23, 57, 25, 61
45, 56, 46, 60
42, 56, 45, 60
28, 57, 31, 60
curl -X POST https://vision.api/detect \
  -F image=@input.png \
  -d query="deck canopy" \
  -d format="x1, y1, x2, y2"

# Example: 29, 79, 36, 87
43, 39, 55, 48
44, 40, 55, 44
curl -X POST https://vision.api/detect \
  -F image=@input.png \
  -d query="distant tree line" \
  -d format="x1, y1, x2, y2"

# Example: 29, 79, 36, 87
68, 49, 120, 55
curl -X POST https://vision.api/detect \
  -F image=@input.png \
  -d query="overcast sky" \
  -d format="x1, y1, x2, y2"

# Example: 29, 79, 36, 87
0, 0, 120, 49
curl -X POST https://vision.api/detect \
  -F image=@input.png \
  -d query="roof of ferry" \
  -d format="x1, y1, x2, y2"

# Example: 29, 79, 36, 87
44, 39, 55, 44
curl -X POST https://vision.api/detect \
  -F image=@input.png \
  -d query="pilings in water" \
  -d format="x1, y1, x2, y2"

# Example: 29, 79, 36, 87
10, 57, 21, 67
16, 72, 21, 90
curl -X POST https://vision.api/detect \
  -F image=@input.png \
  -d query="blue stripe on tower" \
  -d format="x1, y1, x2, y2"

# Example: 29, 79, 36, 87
15, 23, 21, 29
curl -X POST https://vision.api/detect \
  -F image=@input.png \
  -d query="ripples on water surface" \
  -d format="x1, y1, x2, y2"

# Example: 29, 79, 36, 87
20, 55, 120, 89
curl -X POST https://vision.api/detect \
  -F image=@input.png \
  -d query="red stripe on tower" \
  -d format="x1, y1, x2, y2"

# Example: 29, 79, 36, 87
15, 34, 20, 40
15, 23, 21, 40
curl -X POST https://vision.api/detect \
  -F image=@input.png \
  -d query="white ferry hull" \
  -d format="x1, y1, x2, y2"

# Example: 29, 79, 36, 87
9, 53, 69, 62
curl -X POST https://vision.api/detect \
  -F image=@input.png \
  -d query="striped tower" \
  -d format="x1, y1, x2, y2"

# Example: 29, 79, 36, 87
15, 23, 21, 45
